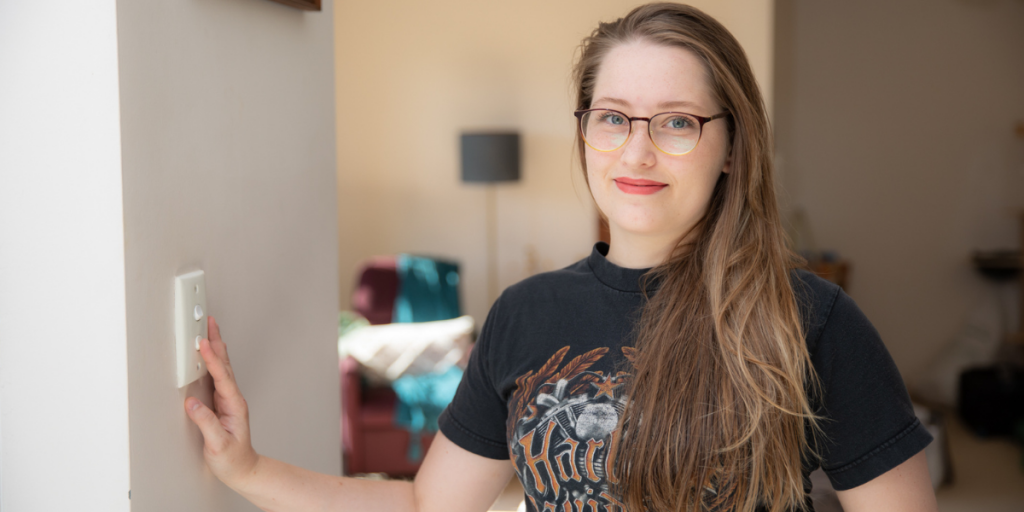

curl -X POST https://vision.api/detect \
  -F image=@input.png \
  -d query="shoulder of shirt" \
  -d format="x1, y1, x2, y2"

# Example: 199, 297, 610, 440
789, 268, 844, 352
789, 268, 841, 304
497, 256, 592, 303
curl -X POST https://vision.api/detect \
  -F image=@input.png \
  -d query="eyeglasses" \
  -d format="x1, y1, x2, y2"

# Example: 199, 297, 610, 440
574, 108, 731, 156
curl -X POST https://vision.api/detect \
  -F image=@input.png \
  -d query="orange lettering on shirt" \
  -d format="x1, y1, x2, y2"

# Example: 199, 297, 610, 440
518, 420, 561, 496
584, 438, 605, 482
554, 438, 582, 482
604, 429, 621, 484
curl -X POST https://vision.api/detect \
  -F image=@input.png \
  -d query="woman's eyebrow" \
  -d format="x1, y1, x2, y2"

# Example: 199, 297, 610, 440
657, 100, 700, 110
592, 96, 631, 108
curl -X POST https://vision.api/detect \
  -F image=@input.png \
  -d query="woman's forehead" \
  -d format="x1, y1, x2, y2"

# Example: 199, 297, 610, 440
591, 41, 716, 113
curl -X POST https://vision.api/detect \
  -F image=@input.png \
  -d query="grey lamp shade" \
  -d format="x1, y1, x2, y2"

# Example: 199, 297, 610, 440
460, 132, 520, 183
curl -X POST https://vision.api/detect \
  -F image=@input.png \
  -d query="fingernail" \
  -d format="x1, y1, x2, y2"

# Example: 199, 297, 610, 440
188, 399, 200, 411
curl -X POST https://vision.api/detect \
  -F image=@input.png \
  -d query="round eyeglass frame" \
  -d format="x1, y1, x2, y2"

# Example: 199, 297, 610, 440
574, 108, 731, 156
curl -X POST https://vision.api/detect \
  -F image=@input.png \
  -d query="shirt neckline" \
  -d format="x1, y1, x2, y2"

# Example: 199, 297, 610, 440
586, 242, 655, 293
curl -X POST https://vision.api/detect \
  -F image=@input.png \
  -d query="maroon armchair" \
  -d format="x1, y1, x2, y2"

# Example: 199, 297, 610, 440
340, 355, 434, 476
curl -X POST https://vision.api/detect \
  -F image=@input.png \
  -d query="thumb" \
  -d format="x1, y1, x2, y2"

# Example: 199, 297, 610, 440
185, 397, 230, 451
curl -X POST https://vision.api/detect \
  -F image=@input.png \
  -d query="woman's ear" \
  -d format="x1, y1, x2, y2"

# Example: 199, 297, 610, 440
722, 153, 732, 174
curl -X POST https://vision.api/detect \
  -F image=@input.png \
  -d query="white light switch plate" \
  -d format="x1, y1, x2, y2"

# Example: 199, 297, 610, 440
175, 270, 208, 388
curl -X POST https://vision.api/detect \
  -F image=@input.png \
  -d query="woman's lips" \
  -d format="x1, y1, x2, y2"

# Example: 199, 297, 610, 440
614, 177, 668, 195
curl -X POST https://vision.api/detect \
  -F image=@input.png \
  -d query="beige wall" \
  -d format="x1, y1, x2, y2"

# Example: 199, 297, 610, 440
774, 0, 1024, 385
335, 0, 774, 325
116, 0, 341, 509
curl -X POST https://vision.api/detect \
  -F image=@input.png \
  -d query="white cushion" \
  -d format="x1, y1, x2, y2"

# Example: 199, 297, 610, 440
339, 315, 474, 382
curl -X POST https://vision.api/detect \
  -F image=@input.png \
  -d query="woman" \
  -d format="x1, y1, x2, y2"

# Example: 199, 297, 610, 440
185, 4, 938, 511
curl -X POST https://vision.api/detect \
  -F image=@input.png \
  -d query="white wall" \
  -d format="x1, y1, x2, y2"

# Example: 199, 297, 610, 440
1, 0, 340, 510
116, 0, 340, 510
774, 0, 1024, 384
334, 0, 774, 326
0, 2, 131, 511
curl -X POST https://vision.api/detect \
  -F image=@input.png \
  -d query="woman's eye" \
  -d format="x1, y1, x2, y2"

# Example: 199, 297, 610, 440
600, 113, 625, 125
666, 116, 690, 129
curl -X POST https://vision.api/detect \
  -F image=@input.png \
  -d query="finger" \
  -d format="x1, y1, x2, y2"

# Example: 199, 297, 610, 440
200, 337, 241, 399
208, 316, 230, 362
209, 315, 222, 342
185, 397, 230, 452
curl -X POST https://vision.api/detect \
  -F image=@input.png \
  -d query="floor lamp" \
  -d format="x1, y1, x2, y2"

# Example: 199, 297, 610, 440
460, 132, 521, 304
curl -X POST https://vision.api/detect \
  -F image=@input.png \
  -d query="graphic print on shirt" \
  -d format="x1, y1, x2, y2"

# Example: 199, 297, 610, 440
507, 346, 635, 512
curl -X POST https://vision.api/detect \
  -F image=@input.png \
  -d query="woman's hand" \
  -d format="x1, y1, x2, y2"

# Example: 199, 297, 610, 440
184, 316, 261, 490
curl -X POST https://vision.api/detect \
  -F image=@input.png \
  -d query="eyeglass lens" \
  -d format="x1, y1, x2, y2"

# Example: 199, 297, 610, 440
579, 109, 702, 155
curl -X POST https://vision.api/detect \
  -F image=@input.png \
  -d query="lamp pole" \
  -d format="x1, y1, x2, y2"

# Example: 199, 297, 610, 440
487, 186, 498, 304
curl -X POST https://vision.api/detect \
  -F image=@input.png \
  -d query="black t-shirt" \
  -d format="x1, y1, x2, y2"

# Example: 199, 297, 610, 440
438, 242, 932, 511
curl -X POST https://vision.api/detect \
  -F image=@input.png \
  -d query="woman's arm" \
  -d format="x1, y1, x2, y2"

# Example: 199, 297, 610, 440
835, 450, 937, 512
184, 317, 515, 512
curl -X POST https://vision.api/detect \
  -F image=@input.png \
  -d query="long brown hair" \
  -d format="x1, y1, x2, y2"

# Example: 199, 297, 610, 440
572, 4, 819, 511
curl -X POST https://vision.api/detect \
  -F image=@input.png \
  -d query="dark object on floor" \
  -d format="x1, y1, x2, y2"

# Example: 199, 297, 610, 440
971, 249, 1022, 282
958, 366, 1024, 437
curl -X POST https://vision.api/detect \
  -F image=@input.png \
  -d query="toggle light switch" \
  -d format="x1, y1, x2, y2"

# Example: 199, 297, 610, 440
175, 270, 208, 388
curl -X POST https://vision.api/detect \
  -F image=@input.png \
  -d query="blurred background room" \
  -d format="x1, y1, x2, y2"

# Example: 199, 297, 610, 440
333, 1, 1024, 511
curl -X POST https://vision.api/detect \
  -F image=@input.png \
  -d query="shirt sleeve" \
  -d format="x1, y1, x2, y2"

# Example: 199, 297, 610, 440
811, 288, 933, 490
437, 296, 511, 460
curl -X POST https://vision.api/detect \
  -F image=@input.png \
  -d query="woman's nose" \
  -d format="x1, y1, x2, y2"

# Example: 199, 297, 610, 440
620, 122, 657, 168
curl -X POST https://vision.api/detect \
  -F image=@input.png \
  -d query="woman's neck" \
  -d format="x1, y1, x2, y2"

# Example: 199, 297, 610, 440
604, 226, 683, 269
